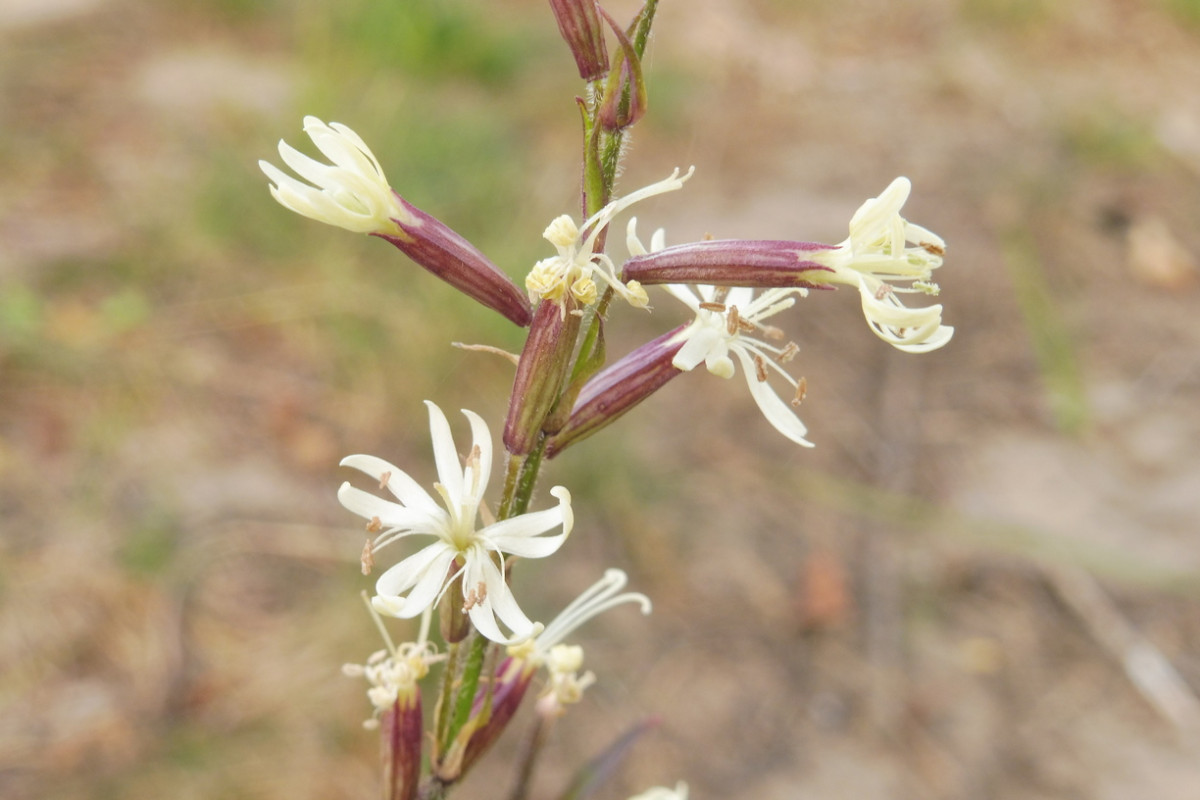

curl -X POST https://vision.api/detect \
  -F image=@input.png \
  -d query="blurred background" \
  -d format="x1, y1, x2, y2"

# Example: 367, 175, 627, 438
3, 0, 1200, 797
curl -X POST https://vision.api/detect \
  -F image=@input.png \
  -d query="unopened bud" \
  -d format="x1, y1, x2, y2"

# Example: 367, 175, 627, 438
549, 0, 609, 80
503, 298, 582, 455
597, 8, 647, 131
380, 693, 422, 800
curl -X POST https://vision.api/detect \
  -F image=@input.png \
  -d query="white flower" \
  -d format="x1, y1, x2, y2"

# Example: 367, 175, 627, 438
628, 782, 689, 800
337, 401, 574, 644
813, 177, 952, 353
260, 115, 408, 235
665, 284, 814, 447
509, 568, 651, 663
526, 167, 694, 308
509, 568, 650, 712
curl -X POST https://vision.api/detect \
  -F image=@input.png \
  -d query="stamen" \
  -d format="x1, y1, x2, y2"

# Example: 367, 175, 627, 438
778, 341, 800, 363
875, 283, 895, 300
753, 354, 769, 382
378, 471, 391, 490
462, 581, 488, 612
921, 241, 945, 256
465, 444, 482, 473
361, 539, 375, 575
699, 302, 727, 312
792, 377, 808, 407
366, 516, 383, 533
726, 306, 741, 336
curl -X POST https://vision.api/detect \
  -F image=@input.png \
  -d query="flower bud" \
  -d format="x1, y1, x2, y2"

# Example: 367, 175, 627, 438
546, 325, 688, 457
549, 0, 609, 80
622, 239, 835, 289
503, 298, 582, 455
597, 8, 647, 131
380, 696, 422, 800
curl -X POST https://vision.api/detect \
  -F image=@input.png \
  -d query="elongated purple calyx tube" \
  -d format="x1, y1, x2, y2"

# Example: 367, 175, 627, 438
622, 239, 837, 290
380, 694, 422, 800
503, 298, 582, 455
375, 196, 533, 327
546, 324, 688, 458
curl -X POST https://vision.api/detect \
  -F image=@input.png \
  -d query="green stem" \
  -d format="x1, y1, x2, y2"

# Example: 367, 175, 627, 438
435, 641, 460, 749
449, 631, 489, 737
511, 436, 548, 518
498, 453, 523, 520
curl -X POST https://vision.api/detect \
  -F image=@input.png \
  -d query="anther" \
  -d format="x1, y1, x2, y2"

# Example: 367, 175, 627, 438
361, 539, 375, 576
921, 241, 945, 256
461, 581, 488, 612
378, 471, 391, 490
779, 341, 800, 362
875, 284, 895, 300
366, 516, 383, 533
699, 302, 727, 312
792, 377, 808, 407
726, 306, 742, 336
753, 354, 769, 382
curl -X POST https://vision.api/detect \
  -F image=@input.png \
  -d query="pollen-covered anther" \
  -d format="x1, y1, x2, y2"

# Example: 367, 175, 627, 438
699, 301, 727, 313
366, 516, 383, 533
875, 283, 895, 301
753, 354, 769, 382
778, 341, 800, 363
377, 471, 391, 490
462, 581, 488, 613
793, 377, 808, 407
361, 539, 375, 575
726, 306, 742, 336
921, 241, 946, 256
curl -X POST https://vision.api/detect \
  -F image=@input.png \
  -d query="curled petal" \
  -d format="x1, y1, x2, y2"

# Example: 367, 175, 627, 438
732, 349, 813, 447
484, 486, 573, 559
340, 454, 441, 515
